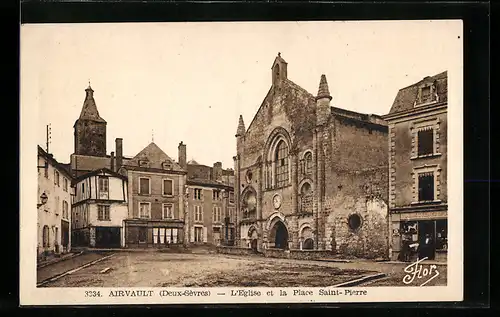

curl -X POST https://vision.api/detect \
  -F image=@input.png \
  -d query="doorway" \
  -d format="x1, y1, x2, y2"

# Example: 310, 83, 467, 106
271, 221, 288, 249
417, 220, 436, 260
96, 227, 121, 248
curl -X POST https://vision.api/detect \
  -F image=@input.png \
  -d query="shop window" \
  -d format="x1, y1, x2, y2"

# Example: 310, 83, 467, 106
418, 172, 435, 201
435, 220, 448, 250
417, 128, 434, 156
348, 214, 362, 231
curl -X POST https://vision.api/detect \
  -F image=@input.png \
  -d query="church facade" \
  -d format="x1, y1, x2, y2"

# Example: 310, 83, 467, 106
233, 54, 390, 259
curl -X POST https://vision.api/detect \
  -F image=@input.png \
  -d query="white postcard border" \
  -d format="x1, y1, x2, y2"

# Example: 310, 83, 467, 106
20, 20, 464, 305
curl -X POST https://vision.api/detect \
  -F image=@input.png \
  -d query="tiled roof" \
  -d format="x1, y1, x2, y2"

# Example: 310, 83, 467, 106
38, 146, 73, 179
73, 167, 127, 182
389, 71, 448, 115
187, 177, 233, 190
124, 142, 184, 172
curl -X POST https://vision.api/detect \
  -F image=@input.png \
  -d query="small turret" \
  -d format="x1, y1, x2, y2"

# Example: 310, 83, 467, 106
236, 115, 246, 155
236, 115, 246, 137
316, 74, 332, 126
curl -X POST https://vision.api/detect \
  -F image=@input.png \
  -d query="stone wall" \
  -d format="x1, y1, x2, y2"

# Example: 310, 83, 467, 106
216, 246, 256, 256
217, 246, 333, 260
263, 249, 333, 260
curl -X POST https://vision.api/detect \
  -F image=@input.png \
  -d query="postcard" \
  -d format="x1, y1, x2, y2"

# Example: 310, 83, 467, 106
20, 20, 463, 305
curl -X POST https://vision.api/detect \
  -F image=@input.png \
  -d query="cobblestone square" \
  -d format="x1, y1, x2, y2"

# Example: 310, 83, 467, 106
38, 252, 447, 288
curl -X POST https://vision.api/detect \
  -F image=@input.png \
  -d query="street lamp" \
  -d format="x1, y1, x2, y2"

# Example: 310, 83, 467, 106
38, 192, 48, 208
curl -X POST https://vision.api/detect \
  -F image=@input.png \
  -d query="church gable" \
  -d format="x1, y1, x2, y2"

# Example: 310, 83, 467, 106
126, 142, 184, 172
244, 79, 316, 152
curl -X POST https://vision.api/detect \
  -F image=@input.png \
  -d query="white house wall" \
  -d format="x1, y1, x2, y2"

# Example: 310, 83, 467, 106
37, 155, 72, 256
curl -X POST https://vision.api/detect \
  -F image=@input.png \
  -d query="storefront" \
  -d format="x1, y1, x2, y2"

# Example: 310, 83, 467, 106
125, 220, 185, 248
391, 210, 447, 262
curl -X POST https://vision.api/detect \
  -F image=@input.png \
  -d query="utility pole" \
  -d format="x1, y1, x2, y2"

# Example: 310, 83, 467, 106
46, 124, 51, 153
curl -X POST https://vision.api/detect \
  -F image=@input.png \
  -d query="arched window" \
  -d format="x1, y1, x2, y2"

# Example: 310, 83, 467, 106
300, 182, 313, 213
274, 64, 280, 79
43, 225, 50, 248
304, 152, 313, 175
275, 140, 289, 187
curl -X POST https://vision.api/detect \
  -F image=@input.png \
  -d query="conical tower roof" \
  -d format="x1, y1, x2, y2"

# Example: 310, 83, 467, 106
79, 85, 106, 123
316, 74, 332, 101
236, 115, 246, 137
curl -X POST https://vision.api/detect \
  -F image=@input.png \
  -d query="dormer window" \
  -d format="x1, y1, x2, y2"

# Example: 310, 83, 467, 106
139, 160, 150, 168
162, 162, 172, 170
416, 82, 438, 106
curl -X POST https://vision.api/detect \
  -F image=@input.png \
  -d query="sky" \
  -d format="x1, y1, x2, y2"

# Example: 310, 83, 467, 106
21, 21, 462, 168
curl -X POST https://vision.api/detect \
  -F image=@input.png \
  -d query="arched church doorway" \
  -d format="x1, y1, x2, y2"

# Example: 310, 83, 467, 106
270, 221, 288, 249
251, 239, 258, 252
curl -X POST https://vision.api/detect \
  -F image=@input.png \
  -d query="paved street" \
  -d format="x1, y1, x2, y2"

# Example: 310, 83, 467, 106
37, 252, 112, 284
38, 251, 447, 288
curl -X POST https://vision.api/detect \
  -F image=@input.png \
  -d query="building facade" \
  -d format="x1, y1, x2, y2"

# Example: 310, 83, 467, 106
383, 71, 448, 262
71, 168, 128, 248
234, 54, 390, 259
120, 142, 187, 248
37, 146, 72, 260
185, 154, 236, 246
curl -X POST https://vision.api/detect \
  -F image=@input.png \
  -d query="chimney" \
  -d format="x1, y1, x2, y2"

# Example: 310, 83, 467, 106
116, 138, 123, 170
213, 162, 222, 181
110, 151, 115, 172
178, 141, 187, 169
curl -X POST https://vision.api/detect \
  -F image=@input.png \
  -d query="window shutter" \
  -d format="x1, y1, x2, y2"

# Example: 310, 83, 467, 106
203, 227, 208, 243
201, 189, 204, 201
190, 227, 195, 243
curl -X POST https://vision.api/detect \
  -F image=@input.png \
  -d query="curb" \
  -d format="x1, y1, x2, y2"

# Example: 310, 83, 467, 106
315, 258, 352, 263
37, 251, 85, 269
330, 273, 387, 288
37, 253, 116, 287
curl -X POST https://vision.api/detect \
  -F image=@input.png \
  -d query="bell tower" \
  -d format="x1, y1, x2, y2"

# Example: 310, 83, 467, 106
73, 84, 107, 157
271, 52, 288, 87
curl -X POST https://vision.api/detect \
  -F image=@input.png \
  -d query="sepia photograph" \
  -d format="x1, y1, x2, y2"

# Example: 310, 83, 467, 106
20, 20, 463, 305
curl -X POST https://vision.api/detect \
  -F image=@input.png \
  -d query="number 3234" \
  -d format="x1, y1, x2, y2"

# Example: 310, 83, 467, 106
85, 290, 102, 297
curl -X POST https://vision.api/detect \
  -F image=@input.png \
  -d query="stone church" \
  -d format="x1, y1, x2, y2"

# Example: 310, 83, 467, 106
233, 54, 390, 259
